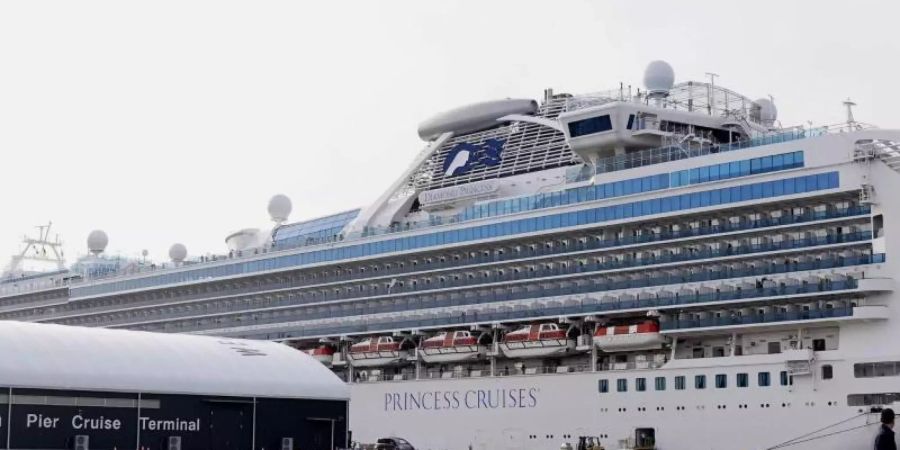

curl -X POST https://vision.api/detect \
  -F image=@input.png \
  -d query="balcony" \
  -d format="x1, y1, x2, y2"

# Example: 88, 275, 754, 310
661, 306, 888, 334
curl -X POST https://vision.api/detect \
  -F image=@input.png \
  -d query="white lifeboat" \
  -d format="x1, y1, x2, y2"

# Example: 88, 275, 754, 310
420, 330, 485, 364
499, 323, 575, 359
348, 336, 407, 368
593, 320, 667, 352
303, 345, 335, 367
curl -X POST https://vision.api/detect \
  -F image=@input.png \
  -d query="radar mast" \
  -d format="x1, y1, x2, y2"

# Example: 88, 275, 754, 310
3, 222, 66, 278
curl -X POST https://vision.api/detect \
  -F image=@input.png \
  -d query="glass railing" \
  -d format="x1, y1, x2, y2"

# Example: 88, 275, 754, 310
48, 205, 869, 313
70, 230, 871, 327
68, 172, 844, 299
189, 253, 883, 339
585, 130, 810, 177
53, 135, 822, 293
661, 306, 855, 330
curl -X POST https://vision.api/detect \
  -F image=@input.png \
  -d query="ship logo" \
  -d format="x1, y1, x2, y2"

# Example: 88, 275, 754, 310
443, 139, 505, 177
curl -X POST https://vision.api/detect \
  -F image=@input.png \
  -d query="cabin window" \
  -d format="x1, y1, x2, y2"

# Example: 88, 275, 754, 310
736, 373, 749, 388
617, 378, 628, 392
674, 376, 686, 390
715, 374, 727, 389
855, 361, 900, 378
695, 375, 707, 389
822, 365, 834, 380
626, 114, 635, 130
780, 371, 793, 386
758, 372, 771, 387
598, 379, 609, 393
636, 378, 647, 392
568, 115, 613, 137
655, 377, 666, 391
767, 342, 781, 354
848, 393, 900, 406
813, 339, 826, 351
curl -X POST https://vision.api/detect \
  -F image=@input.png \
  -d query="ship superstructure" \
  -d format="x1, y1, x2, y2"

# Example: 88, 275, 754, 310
2, 61, 900, 450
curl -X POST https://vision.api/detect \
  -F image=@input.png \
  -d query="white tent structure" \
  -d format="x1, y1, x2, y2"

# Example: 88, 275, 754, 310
0, 320, 349, 400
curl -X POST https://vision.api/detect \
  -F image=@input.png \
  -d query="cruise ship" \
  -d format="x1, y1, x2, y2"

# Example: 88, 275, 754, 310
3, 60, 899, 450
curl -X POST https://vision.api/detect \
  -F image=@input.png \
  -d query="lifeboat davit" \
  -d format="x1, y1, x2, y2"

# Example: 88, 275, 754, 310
499, 323, 575, 359
348, 336, 407, 367
593, 321, 667, 352
420, 330, 485, 364
304, 345, 335, 367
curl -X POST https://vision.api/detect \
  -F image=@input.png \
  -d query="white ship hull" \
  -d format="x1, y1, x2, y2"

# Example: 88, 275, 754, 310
349, 353, 890, 450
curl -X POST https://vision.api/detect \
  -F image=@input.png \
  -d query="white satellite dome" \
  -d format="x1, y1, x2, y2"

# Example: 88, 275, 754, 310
168, 243, 187, 263
643, 60, 675, 96
268, 194, 293, 223
755, 98, 778, 126
86, 230, 109, 255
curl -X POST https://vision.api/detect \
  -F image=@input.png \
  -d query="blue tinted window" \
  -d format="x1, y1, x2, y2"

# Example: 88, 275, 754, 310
695, 375, 706, 389
715, 374, 727, 388
569, 115, 613, 137
599, 379, 609, 393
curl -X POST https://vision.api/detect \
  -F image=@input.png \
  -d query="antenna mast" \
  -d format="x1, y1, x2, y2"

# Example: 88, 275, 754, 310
843, 98, 857, 129
3, 222, 66, 278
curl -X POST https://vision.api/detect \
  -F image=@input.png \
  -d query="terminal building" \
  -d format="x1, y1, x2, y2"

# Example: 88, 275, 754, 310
0, 321, 349, 450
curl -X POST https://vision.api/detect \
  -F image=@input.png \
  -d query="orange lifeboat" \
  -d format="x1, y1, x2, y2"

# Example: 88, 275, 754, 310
348, 336, 407, 367
499, 323, 575, 359
420, 330, 485, 364
303, 345, 335, 367
593, 320, 667, 352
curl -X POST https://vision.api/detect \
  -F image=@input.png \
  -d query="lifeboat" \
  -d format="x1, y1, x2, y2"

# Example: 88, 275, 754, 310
593, 320, 667, 352
304, 345, 336, 367
499, 323, 575, 359
348, 336, 408, 367
420, 330, 485, 364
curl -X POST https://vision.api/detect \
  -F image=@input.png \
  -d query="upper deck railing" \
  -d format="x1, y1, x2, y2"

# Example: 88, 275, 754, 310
0, 123, 871, 298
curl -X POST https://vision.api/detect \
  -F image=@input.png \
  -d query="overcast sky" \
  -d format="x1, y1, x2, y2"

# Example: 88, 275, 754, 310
0, 0, 898, 267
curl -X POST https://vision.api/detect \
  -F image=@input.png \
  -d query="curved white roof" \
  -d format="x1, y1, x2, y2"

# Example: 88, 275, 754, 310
0, 321, 349, 400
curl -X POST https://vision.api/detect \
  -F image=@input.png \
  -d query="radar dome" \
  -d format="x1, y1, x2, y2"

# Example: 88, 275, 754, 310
86, 230, 109, 255
643, 60, 675, 96
755, 98, 778, 126
168, 243, 187, 263
268, 194, 292, 223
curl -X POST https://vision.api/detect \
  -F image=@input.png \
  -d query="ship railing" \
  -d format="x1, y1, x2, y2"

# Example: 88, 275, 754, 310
661, 306, 856, 330
598, 360, 666, 371
183, 254, 881, 337
26, 160, 872, 295
17, 122, 878, 297
27, 205, 869, 314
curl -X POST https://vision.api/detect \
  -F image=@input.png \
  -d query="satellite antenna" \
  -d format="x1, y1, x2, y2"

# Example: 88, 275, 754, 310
169, 243, 188, 265
268, 194, 293, 224
644, 60, 675, 100
87, 230, 109, 256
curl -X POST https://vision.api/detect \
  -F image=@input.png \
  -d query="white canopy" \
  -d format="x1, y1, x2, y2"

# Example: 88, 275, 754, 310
0, 321, 349, 400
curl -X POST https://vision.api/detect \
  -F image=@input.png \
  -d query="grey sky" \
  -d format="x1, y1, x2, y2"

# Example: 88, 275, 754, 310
0, 0, 897, 266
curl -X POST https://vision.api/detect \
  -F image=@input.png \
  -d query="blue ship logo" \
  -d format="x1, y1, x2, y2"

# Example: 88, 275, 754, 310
443, 139, 505, 177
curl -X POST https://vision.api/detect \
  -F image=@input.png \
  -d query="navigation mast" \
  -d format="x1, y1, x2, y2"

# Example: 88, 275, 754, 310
3, 222, 66, 278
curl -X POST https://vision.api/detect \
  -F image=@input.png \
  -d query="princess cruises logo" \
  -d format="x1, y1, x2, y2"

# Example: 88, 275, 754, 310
442, 138, 505, 177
